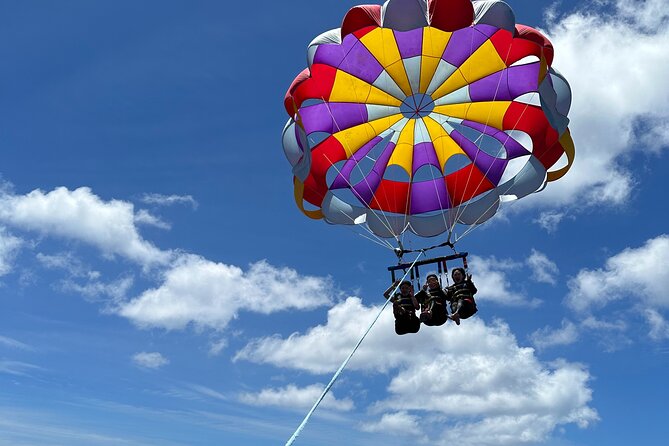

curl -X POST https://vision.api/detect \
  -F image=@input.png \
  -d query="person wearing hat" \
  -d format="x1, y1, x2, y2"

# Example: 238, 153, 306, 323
383, 279, 421, 335
445, 268, 478, 325
415, 273, 449, 326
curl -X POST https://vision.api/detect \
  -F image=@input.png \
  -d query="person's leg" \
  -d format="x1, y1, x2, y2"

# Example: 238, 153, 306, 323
458, 299, 477, 319
407, 317, 421, 333
431, 305, 448, 326
395, 319, 408, 335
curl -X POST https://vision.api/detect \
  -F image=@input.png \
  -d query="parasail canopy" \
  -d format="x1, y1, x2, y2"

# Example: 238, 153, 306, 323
282, 0, 574, 241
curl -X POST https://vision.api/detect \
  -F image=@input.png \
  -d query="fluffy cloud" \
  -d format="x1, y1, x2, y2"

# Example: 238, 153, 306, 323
239, 384, 354, 412
644, 309, 669, 341
0, 187, 171, 266
235, 299, 597, 444
134, 209, 171, 230
132, 352, 169, 369
360, 411, 425, 440
469, 256, 541, 307
117, 256, 334, 331
566, 235, 669, 312
521, 0, 669, 211
527, 250, 559, 285
560, 235, 669, 344
235, 297, 401, 374
0, 227, 22, 276
533, 211, 566, 233
36, 252, 98, 279
530, 320, 579, 350
60, 276, 134, 303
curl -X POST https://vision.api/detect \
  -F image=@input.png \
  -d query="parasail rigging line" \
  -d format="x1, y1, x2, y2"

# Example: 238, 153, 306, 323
318, 95, 404, 241
284, 251, 426, 446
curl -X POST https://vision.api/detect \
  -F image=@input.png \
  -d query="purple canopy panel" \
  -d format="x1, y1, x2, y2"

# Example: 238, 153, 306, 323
461, 120, 529, 159
370, 140, 398, 178
506, 63, 541, 98
450, 129, 507, 185
313, 35, 357, 67
330, 136, 384, 189
412, 141, 441, 172
352, 171, 383, 205
410, 179, 451, 214
468, 70, 512, 102
394, 28, 423, 59
474, 24, 499, 39
339, 41, 386, 84
442, 27, 490, 67
300, 103, 369, 135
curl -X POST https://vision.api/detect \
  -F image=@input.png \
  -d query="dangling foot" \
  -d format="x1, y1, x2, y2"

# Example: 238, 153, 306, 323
450, 314, 461, 325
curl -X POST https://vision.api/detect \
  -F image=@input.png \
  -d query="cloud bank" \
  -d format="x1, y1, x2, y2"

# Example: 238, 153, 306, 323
235, 298, 597, 444
117, 256, 335, 331
520, 0, 669, 216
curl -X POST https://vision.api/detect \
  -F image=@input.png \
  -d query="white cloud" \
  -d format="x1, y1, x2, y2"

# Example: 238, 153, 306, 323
360, 411, 426, 440
530, 0, 669, 210
530, 320, 579, 349
527, 250, 559, 285
235, 298, 597, 444
208, 338, 228, 356
566, 235, 669, 312
0, 360, 42, 376
132, 352, 169, 369
469, 255, 541, 307
533, 211, 565, 233
60, 276, 134, 303
235, 297, 400, 374
134, 209, 171, 230
239, 384, 354, 412
140, 193, 198, 209
0, 227, 22, 276
36, 252, 99, 279
645, 309, 669, 340
188, 384, 228, 401
0, 187, 171, 266
0, 335, 32, 351
580, 316, 627, 332
564, 235, 669, 344
117, 256, 334, 331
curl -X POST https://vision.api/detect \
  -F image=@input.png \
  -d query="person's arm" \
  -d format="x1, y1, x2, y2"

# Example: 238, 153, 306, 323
384, 280, 400, 299
410, 294, 419, 310
466, 274, 477, 295
414, 289, 426, 308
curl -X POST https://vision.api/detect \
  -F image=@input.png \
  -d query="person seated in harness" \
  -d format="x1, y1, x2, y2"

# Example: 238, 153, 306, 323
445, 267, 478, 325
414, 273, 449, 326
384, 279, 420, 335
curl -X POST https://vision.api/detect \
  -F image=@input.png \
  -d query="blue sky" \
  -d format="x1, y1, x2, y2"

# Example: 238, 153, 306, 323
1, 0, 668, 445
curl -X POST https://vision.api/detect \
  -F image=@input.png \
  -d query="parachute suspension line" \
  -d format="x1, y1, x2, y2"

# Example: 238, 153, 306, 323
296, 153, 396, 250
415, 112, 454, 245
449, 38, 543, 244
284, 251, 426, 446
453, 94, 540, 245
377, 26, 413, 240
318, 99, 402, 240
320, 150, 400, 243
339, 219, 397, 251
448, 31, 514, 237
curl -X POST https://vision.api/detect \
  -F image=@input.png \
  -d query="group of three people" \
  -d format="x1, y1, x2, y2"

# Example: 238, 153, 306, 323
383, 268, 478, 335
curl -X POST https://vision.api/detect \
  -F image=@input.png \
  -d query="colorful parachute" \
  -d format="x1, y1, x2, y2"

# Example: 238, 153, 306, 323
282, 0, 574, 240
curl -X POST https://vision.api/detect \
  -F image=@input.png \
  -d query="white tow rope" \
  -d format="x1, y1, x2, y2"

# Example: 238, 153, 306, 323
284, 252, 425, 445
